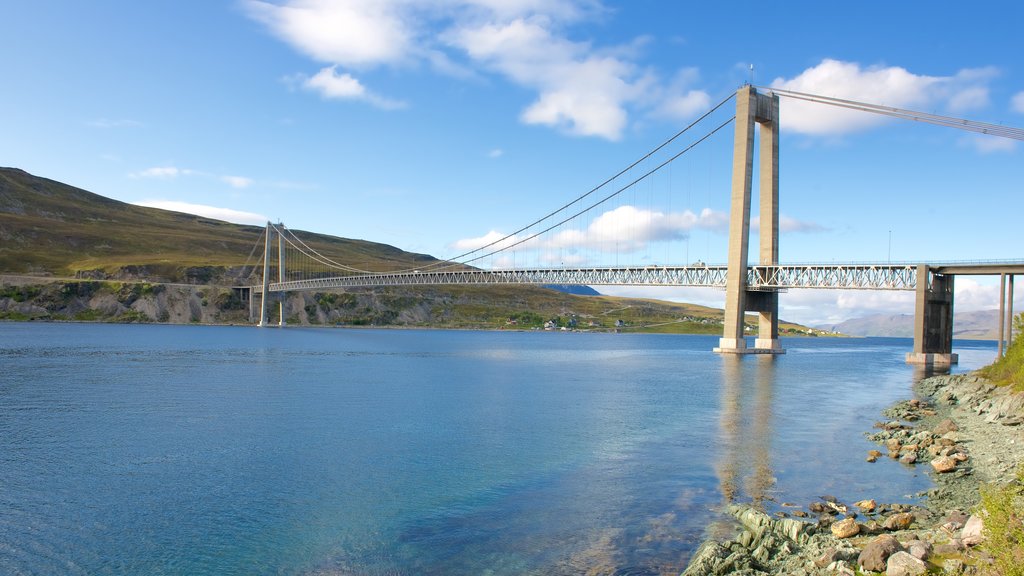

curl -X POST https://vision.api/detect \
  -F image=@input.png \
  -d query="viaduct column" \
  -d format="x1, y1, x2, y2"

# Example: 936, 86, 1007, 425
906, 264, 958, 366
715, 86, 783, 355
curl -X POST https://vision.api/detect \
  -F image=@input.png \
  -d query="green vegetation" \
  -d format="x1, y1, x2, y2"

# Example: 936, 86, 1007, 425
980, 313, 1024, 392
978, 465, 1024, 576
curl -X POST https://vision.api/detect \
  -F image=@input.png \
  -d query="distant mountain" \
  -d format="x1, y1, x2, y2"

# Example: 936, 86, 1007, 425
820, 309, 1002, 340
543, 284, 601, 296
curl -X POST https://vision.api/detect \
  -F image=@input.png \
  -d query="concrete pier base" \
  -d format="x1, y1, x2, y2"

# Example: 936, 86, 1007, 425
714, 338, 786, 355
905, 352, 958, 367
754, 338, 785, 353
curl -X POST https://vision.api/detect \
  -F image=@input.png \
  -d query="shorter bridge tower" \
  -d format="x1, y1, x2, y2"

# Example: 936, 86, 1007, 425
257, 221, 287, 327
715, 85, 783, 355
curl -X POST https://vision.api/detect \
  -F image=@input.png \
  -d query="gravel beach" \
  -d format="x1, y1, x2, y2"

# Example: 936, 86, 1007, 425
681, 372, 1024, 576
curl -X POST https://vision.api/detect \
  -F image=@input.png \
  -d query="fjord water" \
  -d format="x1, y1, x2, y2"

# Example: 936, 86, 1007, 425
0, 323, 995, 575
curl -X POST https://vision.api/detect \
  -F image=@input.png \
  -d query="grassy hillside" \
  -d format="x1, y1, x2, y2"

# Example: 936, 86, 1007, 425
0, 167, 437, 280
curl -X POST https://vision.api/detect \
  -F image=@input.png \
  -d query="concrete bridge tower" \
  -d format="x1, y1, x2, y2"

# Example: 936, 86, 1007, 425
715, 85, 783, 355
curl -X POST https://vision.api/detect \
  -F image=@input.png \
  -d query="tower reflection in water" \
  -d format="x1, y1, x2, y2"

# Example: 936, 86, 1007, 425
716, 355, 777, 511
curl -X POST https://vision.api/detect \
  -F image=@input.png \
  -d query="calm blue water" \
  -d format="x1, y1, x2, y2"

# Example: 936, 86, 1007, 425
0, 323, 996, 575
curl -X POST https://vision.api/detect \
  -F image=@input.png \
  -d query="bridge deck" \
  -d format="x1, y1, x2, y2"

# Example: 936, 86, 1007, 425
251, 263, 937, 293
249, 261, 1024, 293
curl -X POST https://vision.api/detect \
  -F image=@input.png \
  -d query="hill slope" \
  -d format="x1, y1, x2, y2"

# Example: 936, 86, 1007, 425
0, 167, 437, 281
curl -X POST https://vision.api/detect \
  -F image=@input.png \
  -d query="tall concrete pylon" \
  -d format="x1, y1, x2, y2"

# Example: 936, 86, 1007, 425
714, 85, 783, 355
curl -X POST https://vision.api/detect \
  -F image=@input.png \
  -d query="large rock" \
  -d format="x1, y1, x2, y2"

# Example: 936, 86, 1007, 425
930, 455, 957, 473
831, 517, 859, 538
859, 534, 903, 572
904, 539, 931, 560
885, 550, 927, 576
883, 512, 915, 531
933, 418, 959, 435
855, 499, 877, 513
961, 514, 985, 546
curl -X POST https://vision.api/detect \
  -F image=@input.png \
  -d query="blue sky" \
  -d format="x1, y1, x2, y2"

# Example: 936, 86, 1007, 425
3, 1, 1023, 325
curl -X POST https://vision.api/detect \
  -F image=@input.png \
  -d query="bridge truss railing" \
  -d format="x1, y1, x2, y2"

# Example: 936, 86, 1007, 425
253, 263, 919, 293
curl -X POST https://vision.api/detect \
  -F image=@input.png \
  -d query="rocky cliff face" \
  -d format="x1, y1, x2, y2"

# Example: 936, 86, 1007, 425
0, 280, 249, 324
1, 279, 485, 327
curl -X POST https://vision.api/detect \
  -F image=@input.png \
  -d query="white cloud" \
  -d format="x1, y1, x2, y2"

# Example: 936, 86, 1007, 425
243, 0, 412, 67
450, 205, 726, 255
1013, 91, 1024, 114
770, 59, 998, 136
447, 17, 651, 140
293, 66, 408, 109
133, 200, 269, 225
450, 229, 525, 252
487, 148, 504, 158
245, 0, 708, 139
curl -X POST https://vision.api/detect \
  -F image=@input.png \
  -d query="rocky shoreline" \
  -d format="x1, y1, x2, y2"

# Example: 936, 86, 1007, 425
681, 372, 1024, 575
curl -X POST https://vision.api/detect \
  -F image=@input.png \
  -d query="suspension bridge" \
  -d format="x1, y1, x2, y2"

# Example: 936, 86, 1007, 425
240, 85, 1024, 366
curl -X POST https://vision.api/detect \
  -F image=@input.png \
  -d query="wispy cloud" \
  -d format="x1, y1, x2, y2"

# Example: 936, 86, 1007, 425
87, 118, 142, 128
960, 134, 1017, 154
770, 59, 999, 136
221, 175, 254, 189
133, 200, 268, 226
130, 166, 196, 179
751, 215, 829, 234
130, 166, 261, 188
1012, 91, 1024, 114
487, 148, 504, 158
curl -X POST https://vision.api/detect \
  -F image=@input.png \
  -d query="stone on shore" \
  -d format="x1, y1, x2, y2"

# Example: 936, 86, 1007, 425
858, 534, 903, 572
831, 517, 859, 538
885, 550, 927, 576
903, 539, 931, 560
882, 512, 914, 531
961, 514, 985, 546
934, 418, 959, 435
930, 455, 957, 473
854, 498, 877, 513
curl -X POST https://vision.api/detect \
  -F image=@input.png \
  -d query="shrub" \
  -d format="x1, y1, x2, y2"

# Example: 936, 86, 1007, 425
981, 313, 1024, 392
978, 466, 1024, 576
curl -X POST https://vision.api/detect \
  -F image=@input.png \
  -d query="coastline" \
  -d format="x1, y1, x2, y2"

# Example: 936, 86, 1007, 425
681, 371, 1024, 575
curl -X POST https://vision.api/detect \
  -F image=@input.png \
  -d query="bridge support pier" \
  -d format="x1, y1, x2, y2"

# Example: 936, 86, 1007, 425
906, 264, 957, 366
715, 85, 784, 355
